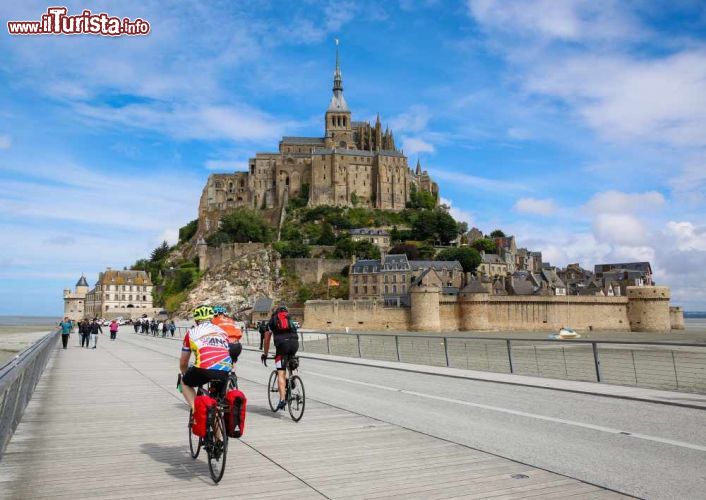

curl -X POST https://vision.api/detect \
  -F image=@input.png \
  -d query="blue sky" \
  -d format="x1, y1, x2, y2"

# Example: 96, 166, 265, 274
1, 1, 705, 315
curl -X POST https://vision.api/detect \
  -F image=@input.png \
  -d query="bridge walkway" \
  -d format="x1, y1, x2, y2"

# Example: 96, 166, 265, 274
0, 331, 625, 499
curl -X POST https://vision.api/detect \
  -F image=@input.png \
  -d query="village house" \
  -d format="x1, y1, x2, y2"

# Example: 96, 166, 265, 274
349, 254, 464, 305
349, 228, 390, 251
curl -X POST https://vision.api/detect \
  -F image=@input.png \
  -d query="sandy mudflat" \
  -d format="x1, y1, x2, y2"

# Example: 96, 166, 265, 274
0, 327, 54, 365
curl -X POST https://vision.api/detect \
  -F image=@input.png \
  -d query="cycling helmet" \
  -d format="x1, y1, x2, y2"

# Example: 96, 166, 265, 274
192, 305, 214, 321
212, 305, 227, 315
277, 305, 288, 312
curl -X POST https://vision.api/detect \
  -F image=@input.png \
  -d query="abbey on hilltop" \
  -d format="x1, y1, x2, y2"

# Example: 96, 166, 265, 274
198, 43, 439, 234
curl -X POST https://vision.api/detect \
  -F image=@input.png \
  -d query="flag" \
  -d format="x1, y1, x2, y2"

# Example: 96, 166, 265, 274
327, 278, 340, 287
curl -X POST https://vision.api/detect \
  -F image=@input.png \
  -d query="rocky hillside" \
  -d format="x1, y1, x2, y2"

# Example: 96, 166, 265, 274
177, 246, 282, 318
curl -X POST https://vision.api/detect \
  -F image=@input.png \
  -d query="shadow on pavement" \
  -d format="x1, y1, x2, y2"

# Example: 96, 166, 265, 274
140, 443, 213, 485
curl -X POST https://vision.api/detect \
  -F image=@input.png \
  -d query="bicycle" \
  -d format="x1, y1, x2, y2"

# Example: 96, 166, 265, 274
183, 373, 234, 484
265, 356, 305, 422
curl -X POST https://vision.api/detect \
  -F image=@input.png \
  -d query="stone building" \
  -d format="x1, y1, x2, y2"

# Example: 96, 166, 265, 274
594, 262, 653, 286
478, 251, 508, 277
84, 269, 155, 318
349, 228, 390, 250
349, 254, 464, 305
63, 276, 89, 321
197, 44, 439, 236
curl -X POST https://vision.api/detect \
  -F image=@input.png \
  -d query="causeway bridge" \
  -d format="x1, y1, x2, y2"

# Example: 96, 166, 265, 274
1, 328, 705, 499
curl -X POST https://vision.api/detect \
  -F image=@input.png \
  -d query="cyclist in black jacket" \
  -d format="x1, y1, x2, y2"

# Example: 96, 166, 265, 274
261, 306, 298, 411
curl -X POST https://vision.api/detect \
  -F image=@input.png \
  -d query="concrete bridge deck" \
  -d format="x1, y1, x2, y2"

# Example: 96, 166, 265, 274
1, 329, 704, 498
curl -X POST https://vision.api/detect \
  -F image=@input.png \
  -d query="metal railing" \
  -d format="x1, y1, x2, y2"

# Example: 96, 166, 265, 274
0, 330, 59, 456
129, 327, 706, 395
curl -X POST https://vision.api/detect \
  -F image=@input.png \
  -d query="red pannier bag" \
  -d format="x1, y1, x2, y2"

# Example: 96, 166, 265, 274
225, 389, 247, 438
192, 395, 217, 438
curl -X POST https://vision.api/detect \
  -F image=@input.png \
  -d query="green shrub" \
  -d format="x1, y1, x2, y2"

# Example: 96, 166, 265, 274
178, 219, 198, 242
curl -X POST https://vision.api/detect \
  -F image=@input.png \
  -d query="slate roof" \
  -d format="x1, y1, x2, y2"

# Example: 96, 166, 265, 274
594, 262, 652, 275
481, 253, 505, 264
76, 276, 89, 287
280, 137, 325, 145
409, 260, 463, 271
351, 259, 382, 273
253, 297, 273, 313
98, 270, 152, 286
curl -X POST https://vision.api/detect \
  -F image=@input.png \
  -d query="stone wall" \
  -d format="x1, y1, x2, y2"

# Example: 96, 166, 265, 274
304, 300, 409, 330
486, 296, 630, 332
198, 242, 268, 272
282, 257, 350, 284
304, 286, 676, 333
670, 307, 685, 330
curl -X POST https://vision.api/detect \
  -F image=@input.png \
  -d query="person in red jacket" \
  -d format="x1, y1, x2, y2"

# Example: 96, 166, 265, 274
211, 306, 242, 366
109, 319, 119, 340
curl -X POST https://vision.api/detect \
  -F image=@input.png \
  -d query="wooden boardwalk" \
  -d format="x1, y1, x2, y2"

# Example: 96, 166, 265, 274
0, 333, 627, 499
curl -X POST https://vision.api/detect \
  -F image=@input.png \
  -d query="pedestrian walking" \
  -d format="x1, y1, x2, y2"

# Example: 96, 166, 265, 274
109, 319, 119, 340
161, 320, 167, 338
90, 318, 102, 349
169, 320, 176, 337
58, 317, 72, 349
258, 320, 266, 350
133, 321, 139, 334
80, 319, 90, 348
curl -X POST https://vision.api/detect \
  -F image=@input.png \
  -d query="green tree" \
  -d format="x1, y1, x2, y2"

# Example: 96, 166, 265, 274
274, 241, 311, 258
435, 210, 459, 245
411, 210, 437, 241
490, 229, 506, 238
353, 241, 381, 260
417, 242, 437, 260
205, 231, 231, 247
471, 238, 497, 253
350, 192, 359, 207
318, 222, 336, 245
389, 243, 421, 260
150, 241, 171, 262
219, 208, 273, 243
436, 247, 481, 273
178, 219, 198, 243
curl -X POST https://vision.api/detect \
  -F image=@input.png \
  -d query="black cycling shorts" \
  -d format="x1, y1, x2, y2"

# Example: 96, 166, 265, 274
274, 337, 299, 371
182, 366, 228, 388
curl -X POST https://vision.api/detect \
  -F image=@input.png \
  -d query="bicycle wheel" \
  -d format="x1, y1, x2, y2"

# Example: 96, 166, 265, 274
188, 409, 201, 459
288, 375, 305, 422
267, 370, 279, 411
207, 409, 228, 483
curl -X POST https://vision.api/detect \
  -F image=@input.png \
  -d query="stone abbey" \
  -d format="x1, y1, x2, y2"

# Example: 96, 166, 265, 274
198, 44, 438, 233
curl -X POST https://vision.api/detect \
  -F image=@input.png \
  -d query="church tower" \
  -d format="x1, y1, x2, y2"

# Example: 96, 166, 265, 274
324, 40, 353, 149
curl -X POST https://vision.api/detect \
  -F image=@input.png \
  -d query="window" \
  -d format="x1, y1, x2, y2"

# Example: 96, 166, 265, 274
393, 285, 397, 293
384, 285, 389, 293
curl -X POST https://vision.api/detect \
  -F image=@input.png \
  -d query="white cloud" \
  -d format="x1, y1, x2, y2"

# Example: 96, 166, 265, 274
0, 135, 11, 150
592, 213, 647, 246
205, 159, 249, 171
390, 105, 431, 133
73, 102, 293, 144
525, 50, 706, 147
441, 197, 474, 226
429, 167, 528, 193
514, 197, 557, 215
584, 190, 665, 214
158, 228, 180, 246
666, 221, 706, 252
467, 0, 644, 43
401, 137, 435, 155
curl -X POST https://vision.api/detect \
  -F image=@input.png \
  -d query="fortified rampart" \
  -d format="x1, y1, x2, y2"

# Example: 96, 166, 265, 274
304, 285, 683, 333
282, 258, 351, 284
198, 242, 268, 272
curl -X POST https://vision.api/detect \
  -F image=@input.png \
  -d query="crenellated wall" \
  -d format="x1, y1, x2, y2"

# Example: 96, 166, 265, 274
304, 286, 677, 333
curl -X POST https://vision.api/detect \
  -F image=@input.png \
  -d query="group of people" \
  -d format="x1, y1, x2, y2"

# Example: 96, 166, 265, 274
76, 318, 103, 349
134, 318, 176, 337
179, 304, 298, 413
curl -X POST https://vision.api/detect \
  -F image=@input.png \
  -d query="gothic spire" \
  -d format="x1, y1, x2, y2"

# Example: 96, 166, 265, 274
327, 38, 349, 112
415, 158, 422, 175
